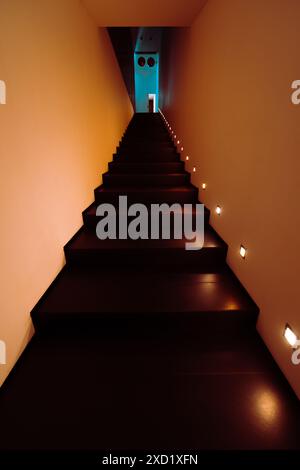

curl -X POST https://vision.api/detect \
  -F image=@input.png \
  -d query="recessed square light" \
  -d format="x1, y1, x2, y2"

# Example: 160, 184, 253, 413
186, 156, 189, 161
202, 183, 206, 190
216, 205, 221, 215
240, 245, 247, 259
193, 167, 196, 172
284, 324, 298, 348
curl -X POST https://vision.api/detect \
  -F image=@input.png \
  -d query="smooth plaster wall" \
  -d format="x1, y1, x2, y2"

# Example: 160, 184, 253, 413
160, 0, 300, 398
0, 0, 133, 387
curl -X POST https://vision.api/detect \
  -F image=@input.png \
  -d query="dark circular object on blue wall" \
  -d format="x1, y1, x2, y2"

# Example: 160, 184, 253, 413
138, 56, 146, 67
147, 57, 155, 67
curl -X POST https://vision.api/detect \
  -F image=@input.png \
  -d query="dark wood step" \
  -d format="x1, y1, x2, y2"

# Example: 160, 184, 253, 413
31, 265, 258, 334
118, 141, 175, 151
121, 131, 169, 140
94, 184, 198, 205
102, 172, 190, 187
82, 201, 210, 229
122, 133, 169, 141
108, 160, 185, 174
114, 151, 180, 162
64, 225, 227, 269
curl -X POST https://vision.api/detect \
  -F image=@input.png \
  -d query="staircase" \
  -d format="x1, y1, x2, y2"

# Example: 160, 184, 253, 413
8, 114, 300, 458
31, 112, 258, 335
1, 113, 300, 460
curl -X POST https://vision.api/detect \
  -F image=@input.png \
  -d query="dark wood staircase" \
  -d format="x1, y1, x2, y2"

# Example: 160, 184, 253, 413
31, 112, 259, 334
2, 113, 300, 462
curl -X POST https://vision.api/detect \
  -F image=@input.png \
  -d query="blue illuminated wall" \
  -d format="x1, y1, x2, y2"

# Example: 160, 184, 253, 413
134, 53, 159, 113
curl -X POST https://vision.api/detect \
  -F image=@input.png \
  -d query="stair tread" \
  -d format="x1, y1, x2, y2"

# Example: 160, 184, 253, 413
109, 161, 182, 165
32, 266, 257, 315
114, 153, 180, 161
65, 225, 225, 251
108, 161, 185, 174
84, 201, 210, 217
103, 172, 188, 177
95, 184, 197, 194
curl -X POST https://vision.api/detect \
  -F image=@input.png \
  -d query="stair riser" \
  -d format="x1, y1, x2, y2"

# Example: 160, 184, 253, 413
121, 137, 171, 144
33, 311, 256, 340
102, 173, 190, 187
83, 211, 210, 231
124, 133, 170, 141
64, 247, 227, 270
123, 135, 170, 141
122, 125, 169, 131
113, 153, 181, 162
126, 121, 167, 127
94, 190, 198, 205
108, 161, 185, 174
121, 133, 170, 141
118, 143, 175, 151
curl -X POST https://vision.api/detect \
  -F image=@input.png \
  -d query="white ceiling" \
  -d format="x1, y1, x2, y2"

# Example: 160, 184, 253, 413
82, 0, 207, 26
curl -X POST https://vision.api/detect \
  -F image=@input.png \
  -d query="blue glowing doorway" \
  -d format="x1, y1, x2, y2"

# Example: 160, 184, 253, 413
134, 53, 159, 113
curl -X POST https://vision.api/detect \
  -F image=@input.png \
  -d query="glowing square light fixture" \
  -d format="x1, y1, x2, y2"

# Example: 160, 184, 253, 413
177, 140, 180, 144
240, 245, 247, 259
174, 135, 176, 138
216, 205, 221, 215
284, 324, 298, 347
186, 156, 189, 161
181, 147, 184, 151
202, 183, 206, 190
193, 167, 196, 172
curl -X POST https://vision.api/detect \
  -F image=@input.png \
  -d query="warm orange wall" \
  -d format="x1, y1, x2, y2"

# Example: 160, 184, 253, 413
0, 0, 133, 386
161, 0, 300, 398
83, 0, 207, 26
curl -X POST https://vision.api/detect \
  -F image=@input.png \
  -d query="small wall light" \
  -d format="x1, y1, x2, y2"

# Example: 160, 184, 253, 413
284, 325, 298, 348
177, 140, 180, 144
181, 147, 184, 151
174, 135, 177, 138
0, 80, 6, 105
192, 167, 196, 173
202, 183, 206, 190
186, 156, 189, 161
240, 245, 247, 259
216, 205, 221, 215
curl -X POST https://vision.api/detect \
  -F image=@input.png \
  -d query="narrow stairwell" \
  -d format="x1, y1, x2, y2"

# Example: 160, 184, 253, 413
0, 113, 300, 460
33, 113, 258, 332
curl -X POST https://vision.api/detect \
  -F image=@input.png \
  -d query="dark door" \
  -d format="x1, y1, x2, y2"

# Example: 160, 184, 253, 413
148, 97, 154, 113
